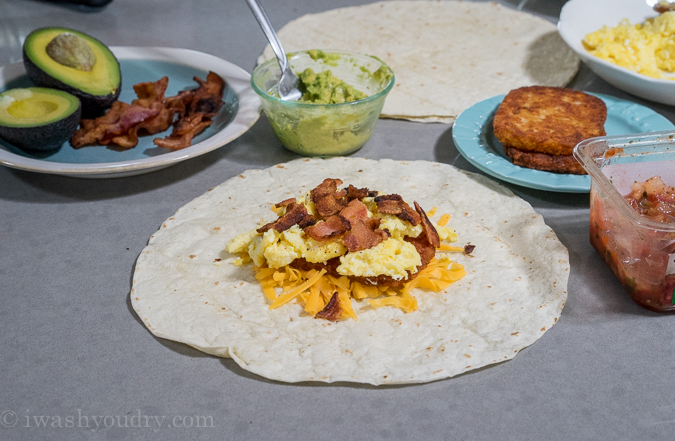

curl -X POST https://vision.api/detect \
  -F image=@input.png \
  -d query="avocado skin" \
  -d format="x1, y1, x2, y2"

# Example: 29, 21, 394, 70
23, 47, 120, 118
0, 101, 81, 151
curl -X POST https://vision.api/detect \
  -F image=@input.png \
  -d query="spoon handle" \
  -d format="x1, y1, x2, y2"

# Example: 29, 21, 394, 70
245, 0, 290, 72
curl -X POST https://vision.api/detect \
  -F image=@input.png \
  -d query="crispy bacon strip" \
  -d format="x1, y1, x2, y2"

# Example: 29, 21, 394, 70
71, 77, 169, 149
414, 201, 440, 248
342, 218, 390, 252
154, 72, 225, 151
189, 72, 226, 115
315, 292, 342, 321
311, 179, 346, 218
304, 215, 350, 241
153, 113, 213, 150
339, 199, 369, 227
374, 194, 421, 225
107, 106, 179, 148
257, 202, 308, 233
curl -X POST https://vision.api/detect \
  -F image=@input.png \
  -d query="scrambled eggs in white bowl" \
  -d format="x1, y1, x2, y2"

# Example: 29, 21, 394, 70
558, 0, 675, 105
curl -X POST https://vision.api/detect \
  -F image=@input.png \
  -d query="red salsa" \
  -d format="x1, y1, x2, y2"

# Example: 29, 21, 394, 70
626, 177, 675, 222
590, 176, 675, 312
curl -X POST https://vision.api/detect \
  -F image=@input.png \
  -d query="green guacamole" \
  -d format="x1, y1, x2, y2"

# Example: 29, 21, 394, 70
261, 50, 393, 156
297, 68, 367, 104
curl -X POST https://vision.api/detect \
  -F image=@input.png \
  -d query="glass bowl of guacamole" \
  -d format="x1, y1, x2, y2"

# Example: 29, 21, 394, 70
251, 50, 395, 157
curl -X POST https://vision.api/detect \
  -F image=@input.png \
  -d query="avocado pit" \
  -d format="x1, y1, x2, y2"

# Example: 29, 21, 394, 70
46, 33, 97, 72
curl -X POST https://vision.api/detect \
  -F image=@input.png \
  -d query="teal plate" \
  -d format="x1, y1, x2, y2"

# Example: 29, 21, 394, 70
0, 47, 260, 178
452, 93, 675, 193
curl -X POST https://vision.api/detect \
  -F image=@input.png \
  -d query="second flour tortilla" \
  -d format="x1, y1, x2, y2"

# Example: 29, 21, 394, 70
132, 158, 569, 385
260, 1, 579, 123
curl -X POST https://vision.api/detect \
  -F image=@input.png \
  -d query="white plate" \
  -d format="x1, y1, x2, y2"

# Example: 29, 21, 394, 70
558, 0, 675, 106
0, 47, 261, 178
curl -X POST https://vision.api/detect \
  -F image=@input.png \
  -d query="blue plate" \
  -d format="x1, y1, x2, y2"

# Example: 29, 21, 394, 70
452, 93, 675, 193
0, 47, 260, 178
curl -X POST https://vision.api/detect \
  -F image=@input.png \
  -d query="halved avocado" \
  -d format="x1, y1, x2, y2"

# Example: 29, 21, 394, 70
23, 27, 120, 117
0, 87, 81, 151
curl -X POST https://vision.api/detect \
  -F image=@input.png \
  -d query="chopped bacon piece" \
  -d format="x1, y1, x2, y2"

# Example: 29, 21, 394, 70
315, 292, 343, 321
339, 199, 369, 227
345, 184, 371, 201
274, 198, 296, 209
406, 235, 437, 266
297, 214, 317, 229
374, 194, 421, 225
414, 201, 440, 248
311, 179, 346, 218
365, 217, 381, 230
342, 218, 390, 252
257, 202, 308, 233
71, 77, 169, 149
304, 215, 350, 241
464, 243, 476, 255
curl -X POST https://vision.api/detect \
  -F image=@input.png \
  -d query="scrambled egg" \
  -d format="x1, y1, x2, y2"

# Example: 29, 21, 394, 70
337, 238, 420, 280
378, 214, 422, 240
583, 12, 675, 79
247, 225, 348, 268
226, 194, 458, 280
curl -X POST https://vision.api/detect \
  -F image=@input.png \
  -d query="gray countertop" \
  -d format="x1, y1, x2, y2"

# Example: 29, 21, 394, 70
1, 0, 674, 440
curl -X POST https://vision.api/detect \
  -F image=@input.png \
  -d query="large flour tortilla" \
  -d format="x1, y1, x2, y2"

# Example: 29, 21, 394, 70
132, 158, 568, 385
260, 1, 579, 123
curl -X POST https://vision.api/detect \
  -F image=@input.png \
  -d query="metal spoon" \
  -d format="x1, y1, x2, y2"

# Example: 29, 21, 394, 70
245, 0, 301, 101
647, 0, 675, 13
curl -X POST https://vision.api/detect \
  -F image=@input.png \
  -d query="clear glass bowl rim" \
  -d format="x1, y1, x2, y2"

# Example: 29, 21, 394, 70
250, 50, 396, 109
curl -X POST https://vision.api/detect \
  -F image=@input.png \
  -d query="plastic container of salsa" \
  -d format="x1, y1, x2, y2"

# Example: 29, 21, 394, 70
574, 130, 675, 312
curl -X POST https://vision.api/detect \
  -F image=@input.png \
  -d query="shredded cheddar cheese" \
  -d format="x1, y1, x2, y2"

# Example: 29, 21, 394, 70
438, 244, 465, 252
255, 258, 466, 320
227, 185, 471, 321
437, 213, 451, 226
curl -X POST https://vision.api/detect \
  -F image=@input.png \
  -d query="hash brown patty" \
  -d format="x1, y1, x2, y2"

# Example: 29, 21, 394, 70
493, 86, 607, 157
503, 146, 586, 175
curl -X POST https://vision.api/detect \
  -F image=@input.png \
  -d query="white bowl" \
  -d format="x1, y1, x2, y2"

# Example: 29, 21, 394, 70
558, 0, 675, 105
